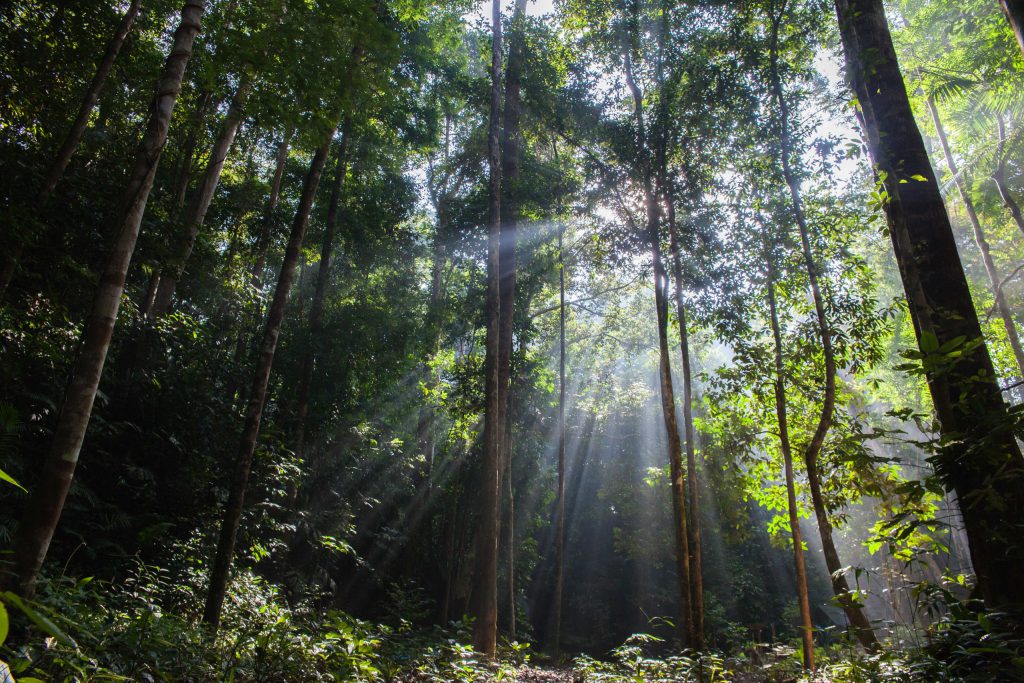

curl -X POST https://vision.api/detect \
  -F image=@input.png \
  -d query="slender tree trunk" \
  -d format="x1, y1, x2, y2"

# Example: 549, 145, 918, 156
170, 90, 215, 223
504, 437, 516, 638
0, 0, 143, 301
553, 223, 566, 656
252, 127, 293, 284
622, 26, 694, 646
993, 114, 1024, 240
664, 186, 705, 651
765, 249, 816, 671
470, 0, 503, 657
292, 122, 348, 468
835, 0, 1024, 608
768, 12, 878, 650
1001, 0, 1024, 60
495, 6, 528, 634
10, 0, 205, 597
41, 0, 142, 201
202, 126, 335, 630
152, 75, 253, 316
927, 99, 1024, 379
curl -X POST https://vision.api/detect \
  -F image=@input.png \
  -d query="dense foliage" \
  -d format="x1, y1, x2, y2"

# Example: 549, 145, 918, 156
2, 0, 1024, 680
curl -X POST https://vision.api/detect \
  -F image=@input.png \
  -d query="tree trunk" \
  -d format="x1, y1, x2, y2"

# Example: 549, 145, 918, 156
41, 0, 142, 202
768, 12, 878, 650
622, 25, 694, 646
1001, 0, 1024, 60
765, 249, 816, 671
152, 75, 253, 316
504, 437, 516, 639
835, 0, 1024, 608
664, 186, 705, 651
201, 126, 335, 630
993, 114, 1024, 240
252, 127, 293, 285
0, 0, 143, 302
470, 0, 503, 658
927, 99, 1024, 379
553, 223, 566, 656
170, 90, 215, 225
10, 0, 206, 597
292, 122, 349, 468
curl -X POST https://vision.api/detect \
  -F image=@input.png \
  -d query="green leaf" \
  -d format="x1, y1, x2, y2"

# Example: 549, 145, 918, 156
1, 592, 77, 649
0, 468, 25, 493
0, 600, 8, 646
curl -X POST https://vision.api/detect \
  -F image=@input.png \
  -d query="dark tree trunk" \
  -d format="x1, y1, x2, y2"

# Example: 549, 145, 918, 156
766, 248, 816, 671
10, 0, 206, 597
553, 223, 566, 656
835, 0, 1024, 608
665, 185, 705, 652
152, 75, 253, 316
41, 0, 142, 201
0, 0, 143, 301
292, 121, 349, 469
622, 23, 694, 646
202, 127, 335, 630
768, 9, 878, 650
470, 0, 503, 657
251, 127, 293, 285
1001, 0, 1024, 59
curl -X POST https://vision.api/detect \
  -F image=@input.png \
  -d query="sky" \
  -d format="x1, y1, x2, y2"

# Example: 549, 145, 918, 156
464, 0, 557, 24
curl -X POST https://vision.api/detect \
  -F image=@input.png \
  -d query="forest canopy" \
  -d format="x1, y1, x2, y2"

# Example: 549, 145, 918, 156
2, 0, 1024, 681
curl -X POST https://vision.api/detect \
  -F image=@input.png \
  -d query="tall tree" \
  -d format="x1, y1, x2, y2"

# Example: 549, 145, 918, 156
151, 75, 254, 316
202, 124, 337, 630
993, 113, 1024, 239
834, 0, 1024, 608
764, 230, 815, 671
767, 1, 877, 650
470, 0, 503, 658
621, 9, 694, 645
0, 0, 143, 301
10, 0, 206, 596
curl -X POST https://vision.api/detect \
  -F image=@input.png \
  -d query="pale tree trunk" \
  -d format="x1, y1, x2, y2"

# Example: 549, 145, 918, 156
292, 122, 349, 468
835, 0, 1024, 609
1001, 0, 1024, 60
201, 125, 336, 630
470, 0, 503, 658
553, 223, 566, 656
992, 114, 1024, 240
664, 185, 705, 651
10, 0, 206, 597
152, 75, 253, 316
768, 7, 878, 650
0, 0, 143, 301
622, 26, 694, 646
765, 248, 816, 671
927, 99, 1024, 379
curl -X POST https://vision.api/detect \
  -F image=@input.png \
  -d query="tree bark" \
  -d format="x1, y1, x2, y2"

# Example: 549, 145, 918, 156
201, 125, 335, 630
664, 186, 705, 651
835, 0, 1024, 608
251, 127, 293, 285
622, 20, 694, 646
1001, 0, 1024, 60
0, 0, 143, 302
927, 99, 1024, 379
768, 8, 878, 650
152, 75, 253, 316
766, 248, 816, 671
470, 0, 503, 658
292, 121, 349, 469
553, 223, 566, 656
41, 0, 142, 202
10, 0, 206, 597
993, 114, 1024, 240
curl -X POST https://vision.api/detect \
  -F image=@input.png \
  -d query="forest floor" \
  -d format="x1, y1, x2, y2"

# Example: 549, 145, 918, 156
513, 666, 576, 682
